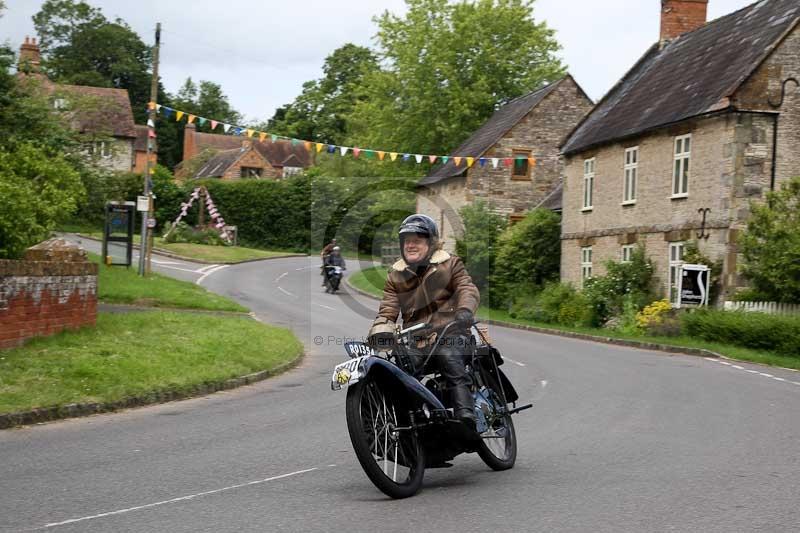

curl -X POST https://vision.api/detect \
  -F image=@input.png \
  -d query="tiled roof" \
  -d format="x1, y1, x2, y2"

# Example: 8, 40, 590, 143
535, 181, 563, 212
57, 84, 137, 139
192, 131, 311, 168
420, 76, 570, 186
562, 0, 800, 155
194, 148, 246, 178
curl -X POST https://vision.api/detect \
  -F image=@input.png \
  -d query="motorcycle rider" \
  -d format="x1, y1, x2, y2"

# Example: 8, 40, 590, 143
368, 214, 480, 433
320, 238, 337, 285
324, 246, 346, 291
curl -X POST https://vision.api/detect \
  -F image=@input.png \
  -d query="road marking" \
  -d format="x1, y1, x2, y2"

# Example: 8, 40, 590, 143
541, 380, 548, 388
706, 358, 798, 388
296, 266, 318, 271
196, 264, 221, 273
154, 264, 205, 274
314, 303, 337, 311
151, 259, 182, 265
39, 467, 319, 529
196, 264, 228, 285
278, 286, 296, 298
275, 272, 288, 283
504, 357, 526, 367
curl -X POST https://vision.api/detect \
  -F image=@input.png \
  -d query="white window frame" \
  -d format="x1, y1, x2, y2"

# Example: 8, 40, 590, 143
621, 244, 635, 263
623, 146, 638, 204
672, 134, 691, 198
582, 158, 595, 211
53, 98, 67, 110
581, 246, 593, 283
90, 141, 112, 159
668, 242, 685, 305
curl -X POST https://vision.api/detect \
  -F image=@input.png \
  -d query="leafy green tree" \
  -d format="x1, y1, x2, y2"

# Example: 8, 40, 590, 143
489, 208, 561, 306
582, 247, 656, 325
740, 177, 800, 303
0, 143, 84, 258
455, 201, 507, 292
347, 0, 565, 155
32, 0, 105, 52
266, 43, 378, 144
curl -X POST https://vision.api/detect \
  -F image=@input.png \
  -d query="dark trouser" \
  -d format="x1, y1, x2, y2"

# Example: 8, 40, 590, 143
407, 334, 475, 419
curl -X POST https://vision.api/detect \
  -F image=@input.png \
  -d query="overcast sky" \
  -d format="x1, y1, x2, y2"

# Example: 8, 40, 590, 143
2, 0, 757, 125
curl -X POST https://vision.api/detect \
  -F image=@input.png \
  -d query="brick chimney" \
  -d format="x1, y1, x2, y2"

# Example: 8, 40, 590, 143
183, 123, 197, 162
660, 0, 708, 42
18, 36, 41, 72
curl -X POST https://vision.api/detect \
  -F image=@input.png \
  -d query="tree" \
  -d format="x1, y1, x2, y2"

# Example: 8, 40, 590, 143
455, 201, 507, 292
489, 208, 561, 306
266, 44, 378, 145
347, 0, 565, 155
32, 0, 105, 52
740, 177, 800, 303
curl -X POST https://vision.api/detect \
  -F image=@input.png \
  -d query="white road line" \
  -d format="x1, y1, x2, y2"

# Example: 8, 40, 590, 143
154, 264, 204, 274
541, 380, 548, 388
295, 266, 318, 271
278, 286, 296, 298
196, 264, 228, 285
151, 259, 182, 265
196, 264, 221, 273
707, 359, 797, 388
504, 357, 526, 367
275, 272, 288, 283
39, 467, 319, 529
314, 303, 337, 311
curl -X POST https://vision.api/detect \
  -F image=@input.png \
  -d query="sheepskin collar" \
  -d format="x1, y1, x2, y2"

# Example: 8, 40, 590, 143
391, 249, 450, 272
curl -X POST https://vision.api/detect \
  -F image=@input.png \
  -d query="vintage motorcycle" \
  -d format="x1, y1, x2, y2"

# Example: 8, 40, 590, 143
324, 265, 344, 293
331, 320, 531, 498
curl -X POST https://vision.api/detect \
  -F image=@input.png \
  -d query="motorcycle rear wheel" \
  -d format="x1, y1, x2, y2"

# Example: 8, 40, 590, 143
476, 374, 517, 471
346, 377, 425, 498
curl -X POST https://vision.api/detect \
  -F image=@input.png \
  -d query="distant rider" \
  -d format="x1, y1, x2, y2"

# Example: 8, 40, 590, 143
367, 214, 480, 433
321, 238, 337, 285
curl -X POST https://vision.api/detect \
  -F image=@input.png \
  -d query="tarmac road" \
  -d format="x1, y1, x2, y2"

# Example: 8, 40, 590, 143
1, 246, 799, 532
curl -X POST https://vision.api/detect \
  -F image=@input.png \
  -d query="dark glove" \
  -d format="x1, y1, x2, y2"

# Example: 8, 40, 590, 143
455, 308, 474, 326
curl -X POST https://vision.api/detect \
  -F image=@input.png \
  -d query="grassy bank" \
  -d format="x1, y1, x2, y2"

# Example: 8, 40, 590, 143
347, 267, 796, 370
0, 311, 302, 414
91, 253, 247, 312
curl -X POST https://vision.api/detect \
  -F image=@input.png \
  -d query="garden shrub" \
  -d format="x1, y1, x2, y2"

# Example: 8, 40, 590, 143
636, 299, 681, 337
682, 309, 800, 356
583, 246, 656, 325
509, 282, 591, 327
163, 221, 228, 246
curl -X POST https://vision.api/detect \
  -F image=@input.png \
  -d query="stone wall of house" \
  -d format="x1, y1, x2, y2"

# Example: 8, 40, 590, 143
0, 240, 97, 350
416, 178, 468, 252
220, 149, 280, 180
467, 76, 593, 218
561, 109, 780, 298
98, 138, 134, 173
735, 23, 800, 189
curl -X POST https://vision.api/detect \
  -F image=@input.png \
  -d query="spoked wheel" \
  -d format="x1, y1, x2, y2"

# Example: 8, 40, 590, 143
346, 377, 425, 498
476, 374, 517, 471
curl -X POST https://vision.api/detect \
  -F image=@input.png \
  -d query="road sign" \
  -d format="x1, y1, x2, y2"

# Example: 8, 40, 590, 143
137, 195, 149, 212
147, 218, 157, 229
678, 264, 710, 308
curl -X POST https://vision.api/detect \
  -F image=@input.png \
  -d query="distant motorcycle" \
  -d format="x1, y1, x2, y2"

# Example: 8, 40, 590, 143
331, 320, 532, 498
324, 265, 344, 293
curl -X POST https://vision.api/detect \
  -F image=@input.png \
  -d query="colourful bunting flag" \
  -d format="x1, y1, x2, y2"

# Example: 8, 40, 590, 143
402, 154, 411, 162
414, 154, 423, 164
176, 111, 184, 121
259, 132, 267, 142
378, 151, 386, 161
442, 156, 449, 164
389, 152, 398, 161
491, 158, 499, 169
340, 146, 349, 156
316, 143, 324, 153
454, 157, 462, 166
147, 118, 155, 128
246, 129, 254, 138
187, 114, 196, 124
148, 101, 156, 110
528, 156, 537, 167
429, 155, 437, 164
327, 145, 336, 153
466, 157, 475, 167
223, 124, 231, 133
198, 117, 207, 127
365, 150, 375, 159
291, 138, 299, 146
156, 104, 162, 112
479, 158, 486, 167
211, 120, 218, 130
503, 158, 512, 167
353, 148, 361, 159
304, 141, 312, 151
271, 134, 277, 142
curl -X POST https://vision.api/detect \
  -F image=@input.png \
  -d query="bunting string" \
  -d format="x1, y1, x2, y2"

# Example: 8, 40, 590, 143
148, 102, 537, 170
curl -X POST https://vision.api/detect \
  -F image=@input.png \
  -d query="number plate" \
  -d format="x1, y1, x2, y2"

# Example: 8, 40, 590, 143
330, 356, 369, 391
344, 341, 374, 358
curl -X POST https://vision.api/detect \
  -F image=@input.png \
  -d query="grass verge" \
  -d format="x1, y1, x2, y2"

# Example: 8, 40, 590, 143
347, 269, 796, 369
0, 311, 303, 414
91, 253, 247, 312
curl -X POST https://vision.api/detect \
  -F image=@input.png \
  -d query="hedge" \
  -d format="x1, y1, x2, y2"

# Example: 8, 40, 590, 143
682, 309, 800, 357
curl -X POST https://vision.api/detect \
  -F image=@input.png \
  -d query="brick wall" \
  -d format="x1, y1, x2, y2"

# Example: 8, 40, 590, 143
660, 0, 708, 42
0, 240, 98, 350
221, 147, 280, 180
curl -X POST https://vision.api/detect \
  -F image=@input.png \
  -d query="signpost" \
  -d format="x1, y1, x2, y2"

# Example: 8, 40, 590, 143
677, 264, 710, 308
102, 202, 135, 266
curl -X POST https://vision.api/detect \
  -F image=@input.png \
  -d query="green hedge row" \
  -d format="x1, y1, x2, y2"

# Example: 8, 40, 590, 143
682, 310, 800, 357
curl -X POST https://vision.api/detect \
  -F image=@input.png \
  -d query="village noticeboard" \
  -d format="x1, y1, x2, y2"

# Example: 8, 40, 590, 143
677, 264, 710, 308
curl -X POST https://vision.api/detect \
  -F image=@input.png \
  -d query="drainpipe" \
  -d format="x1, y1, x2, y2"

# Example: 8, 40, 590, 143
767, 77, 799, 192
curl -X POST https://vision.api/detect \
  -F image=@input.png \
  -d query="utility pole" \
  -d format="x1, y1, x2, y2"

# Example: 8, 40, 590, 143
139, 22, 161, 276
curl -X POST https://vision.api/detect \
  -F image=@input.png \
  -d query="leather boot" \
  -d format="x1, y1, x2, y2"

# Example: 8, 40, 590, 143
451, 385, 477, 434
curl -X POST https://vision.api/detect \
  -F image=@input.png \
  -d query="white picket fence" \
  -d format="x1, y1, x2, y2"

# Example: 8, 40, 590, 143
723, 301, 800, 315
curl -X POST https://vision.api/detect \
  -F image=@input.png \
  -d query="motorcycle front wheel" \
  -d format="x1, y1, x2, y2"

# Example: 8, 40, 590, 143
345, 377, 425, 498
476, 373, 517, 471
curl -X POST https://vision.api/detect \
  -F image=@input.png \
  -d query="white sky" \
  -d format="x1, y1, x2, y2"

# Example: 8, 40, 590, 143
2, 0, 757, 124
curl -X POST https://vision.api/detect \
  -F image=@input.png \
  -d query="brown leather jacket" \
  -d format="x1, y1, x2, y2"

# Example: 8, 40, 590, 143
369, 250, 480, 337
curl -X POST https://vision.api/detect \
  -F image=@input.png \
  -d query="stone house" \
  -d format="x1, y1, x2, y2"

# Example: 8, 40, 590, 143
181, 124, 311, 180
17, 37, 138, 173
417, 75, 593, 251
560, 0, 800, 303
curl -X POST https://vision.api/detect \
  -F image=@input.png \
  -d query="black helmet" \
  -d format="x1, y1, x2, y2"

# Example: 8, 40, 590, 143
398, 214, 439, 264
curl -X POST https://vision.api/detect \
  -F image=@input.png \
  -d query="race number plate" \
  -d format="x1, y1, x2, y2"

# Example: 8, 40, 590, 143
330, 356, 369, 391
344, 341, 374, 358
